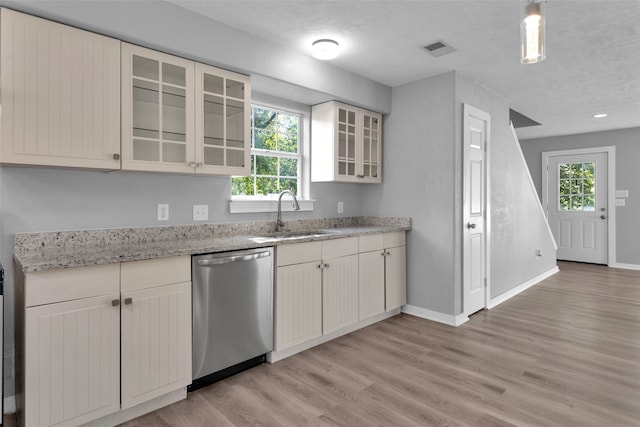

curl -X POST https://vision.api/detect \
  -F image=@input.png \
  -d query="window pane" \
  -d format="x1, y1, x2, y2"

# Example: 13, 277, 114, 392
570, 196, 583, 210
256, 177, 278, 195
253, 107, 276, 130
584, 195, 595, 211
256, 155, 277, 175
559, 163, 570, 179
280, 158, 298, 177
570, 179, 582, 195
570, 163, 583, 178
559, 196, 570, 211
559, 179, 570, 195
231, 176, 254, 196
278, 132, 298, 153
254, 129, 275, 150
583, 162, 595, 178
280, 178, 297, 194
583, 178, 595, 195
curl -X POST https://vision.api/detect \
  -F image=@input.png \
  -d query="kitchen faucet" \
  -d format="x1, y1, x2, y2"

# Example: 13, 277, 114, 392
276, 190, 300, 231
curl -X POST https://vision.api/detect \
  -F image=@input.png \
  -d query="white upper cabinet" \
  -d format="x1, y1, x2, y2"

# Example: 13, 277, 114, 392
122, 43, 251, 175
121, 43, 195, 173
0, 8, 121, 169
311, 101, 382, 183
195, 63, 251, 175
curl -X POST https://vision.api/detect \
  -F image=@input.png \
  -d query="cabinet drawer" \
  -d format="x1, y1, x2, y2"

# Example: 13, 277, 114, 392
383, 231, 406, 248
121, 256, 191, 292
277, 241, 322, 266
322, 237, 358, 258
25, 263, 120, 307
359, 234, 384, 252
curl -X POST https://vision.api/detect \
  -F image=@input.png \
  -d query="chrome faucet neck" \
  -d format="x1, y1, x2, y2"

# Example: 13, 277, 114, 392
276, 190, 300, 231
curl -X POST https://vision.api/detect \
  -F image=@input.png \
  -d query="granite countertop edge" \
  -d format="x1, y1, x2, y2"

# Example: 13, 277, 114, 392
15, 224, 411, 274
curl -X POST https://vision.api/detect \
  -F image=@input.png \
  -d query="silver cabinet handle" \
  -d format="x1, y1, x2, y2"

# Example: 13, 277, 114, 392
324, 263, 330, 268
111, 299, 120, 307
188, 161, 197, 167
318, 263, 323, 269
467, 223, 476, 229
381, 251, 386, 256
356, 174, 365, 178
600, 215, 606, 220
387, 251, 391, 256
124, 297, 133, 305
112, 153, 120, 161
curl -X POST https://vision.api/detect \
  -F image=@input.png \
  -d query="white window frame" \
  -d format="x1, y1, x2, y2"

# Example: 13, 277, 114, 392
230, 97, 313, 213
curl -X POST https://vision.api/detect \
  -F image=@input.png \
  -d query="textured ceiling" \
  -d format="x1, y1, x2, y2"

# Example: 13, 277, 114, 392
169, 0, 640, 140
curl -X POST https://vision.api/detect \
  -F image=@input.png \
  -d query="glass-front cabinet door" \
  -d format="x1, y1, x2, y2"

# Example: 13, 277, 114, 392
121, 43, 195, 173
336, 105, 358, 180
195, 63, 251, 176
360, 111, 382, 183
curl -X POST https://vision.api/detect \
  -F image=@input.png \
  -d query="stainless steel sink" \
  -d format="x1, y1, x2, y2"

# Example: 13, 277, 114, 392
249, 229, 340, 243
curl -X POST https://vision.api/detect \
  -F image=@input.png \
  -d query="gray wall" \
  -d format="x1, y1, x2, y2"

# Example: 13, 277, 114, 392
363, 71, 557, 316
520, 127, 640, 265
363, 72, 458, 315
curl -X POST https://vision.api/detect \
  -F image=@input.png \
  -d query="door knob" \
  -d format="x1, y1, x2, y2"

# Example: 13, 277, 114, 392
600, 215, 606, 220
467, 222, 476, 229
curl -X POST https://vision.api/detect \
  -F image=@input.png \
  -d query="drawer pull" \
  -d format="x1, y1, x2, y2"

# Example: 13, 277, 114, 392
111, 299, 120, 307
124, 297, 133, 305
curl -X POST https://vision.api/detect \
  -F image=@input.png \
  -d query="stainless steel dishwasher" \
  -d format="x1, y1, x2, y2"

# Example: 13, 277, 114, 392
190, 247, 273, 391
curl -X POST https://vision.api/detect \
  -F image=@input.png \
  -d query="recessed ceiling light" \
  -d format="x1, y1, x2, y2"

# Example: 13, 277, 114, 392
593, 113, 608, 118
312, 39, 339, 60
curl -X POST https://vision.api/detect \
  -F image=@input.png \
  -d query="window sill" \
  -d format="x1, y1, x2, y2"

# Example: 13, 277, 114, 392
229, 198, 315, 214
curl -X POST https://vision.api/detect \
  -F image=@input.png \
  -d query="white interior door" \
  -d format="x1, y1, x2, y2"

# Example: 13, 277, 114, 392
546, 152, 608, 264
463, 104, 490, 316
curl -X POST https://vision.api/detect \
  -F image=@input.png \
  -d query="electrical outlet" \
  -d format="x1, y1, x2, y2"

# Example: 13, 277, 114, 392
338, 202, 344, 214
193, 204, 209, 221
157, 204, 169, 221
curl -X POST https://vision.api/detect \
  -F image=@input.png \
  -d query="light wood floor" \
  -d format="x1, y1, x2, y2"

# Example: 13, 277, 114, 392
121, 262, 640, 426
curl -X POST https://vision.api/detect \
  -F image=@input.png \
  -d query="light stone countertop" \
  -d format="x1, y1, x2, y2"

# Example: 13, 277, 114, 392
14, 217, 411, 273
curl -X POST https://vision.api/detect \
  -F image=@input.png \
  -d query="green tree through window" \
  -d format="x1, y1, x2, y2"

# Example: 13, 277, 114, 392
232, 106, 301, 197
559, 162, 595, 211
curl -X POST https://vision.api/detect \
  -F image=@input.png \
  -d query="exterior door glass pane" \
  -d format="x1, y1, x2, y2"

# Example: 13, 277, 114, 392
558, 162, 596, 211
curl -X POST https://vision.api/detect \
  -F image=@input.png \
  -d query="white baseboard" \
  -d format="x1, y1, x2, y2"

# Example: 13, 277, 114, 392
401, 305, 469, 327
610, 262, 640, 271
4, 395, 16, 414
488, 266, 559, 309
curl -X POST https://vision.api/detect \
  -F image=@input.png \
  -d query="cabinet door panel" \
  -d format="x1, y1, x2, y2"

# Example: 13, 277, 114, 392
385, 246, 407, 310
195, 63, 251, 176
121, 281, 192, 409
25, 294, 120, 427
359, 251, 385, 320
275, 262, 322, 350
323, 254, 359, 334
122, 43, 195, 173
0, 9, 121, 169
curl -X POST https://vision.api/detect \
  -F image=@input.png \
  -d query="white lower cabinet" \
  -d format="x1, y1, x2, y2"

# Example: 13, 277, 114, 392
358, 236, 386, 320
322, 253, 359, 334
24, 293, 121, 427
18, 256, 191, 427
275, 238, 359, 351
275, 260, 322, 350
120, 281, 191, 410
383, 232, 407, 311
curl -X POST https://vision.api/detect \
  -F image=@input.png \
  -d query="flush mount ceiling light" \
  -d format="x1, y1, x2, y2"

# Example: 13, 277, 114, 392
521, 1, 545, 64
312, 39, 339, 60
593, 113, 608, 118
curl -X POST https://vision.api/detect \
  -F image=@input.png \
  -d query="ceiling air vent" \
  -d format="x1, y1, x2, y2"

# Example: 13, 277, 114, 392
423, 40, 456, 57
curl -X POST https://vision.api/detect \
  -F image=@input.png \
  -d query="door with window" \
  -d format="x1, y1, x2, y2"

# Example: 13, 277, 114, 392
546, 152, 608, 264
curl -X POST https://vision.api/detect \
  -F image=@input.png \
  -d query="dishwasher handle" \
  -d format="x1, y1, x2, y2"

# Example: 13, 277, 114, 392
196, 250, 271, 266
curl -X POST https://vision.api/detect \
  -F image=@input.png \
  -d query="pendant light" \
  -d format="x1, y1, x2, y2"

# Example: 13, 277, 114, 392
521, 1, 545, 64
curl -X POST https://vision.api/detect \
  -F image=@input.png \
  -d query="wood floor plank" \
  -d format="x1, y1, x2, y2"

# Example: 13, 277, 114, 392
120, 262, 640, 426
